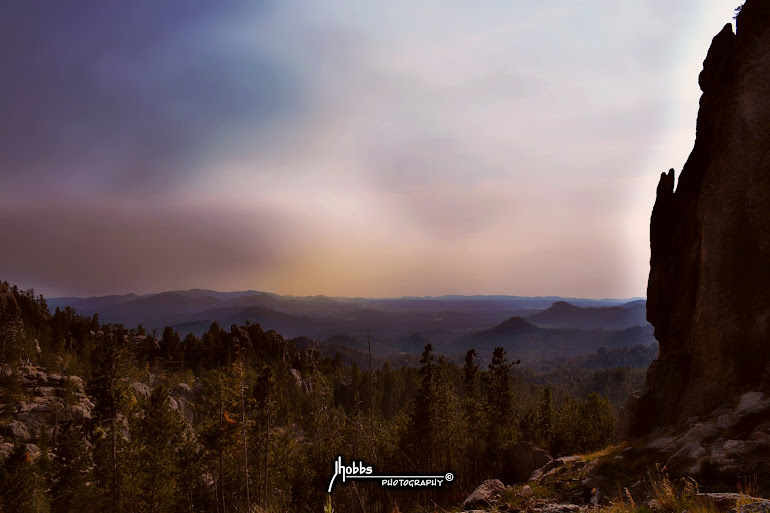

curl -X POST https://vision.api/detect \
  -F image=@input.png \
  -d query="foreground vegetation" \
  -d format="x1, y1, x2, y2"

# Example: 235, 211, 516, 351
0, 283, 645, 512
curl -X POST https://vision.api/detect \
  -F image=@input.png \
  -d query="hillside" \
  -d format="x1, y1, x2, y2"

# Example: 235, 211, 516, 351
457, 316, 655, 361
528, 300, 648, 330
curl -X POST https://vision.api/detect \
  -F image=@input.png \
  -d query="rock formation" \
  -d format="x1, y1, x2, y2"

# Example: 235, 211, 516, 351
621, 0, 770, 437
0, 363, 95, 459
0, 362, 197, 461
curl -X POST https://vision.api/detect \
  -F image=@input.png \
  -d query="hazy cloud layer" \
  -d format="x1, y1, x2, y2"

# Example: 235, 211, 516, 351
0, 201, 303, 296
0, 1, 735, 298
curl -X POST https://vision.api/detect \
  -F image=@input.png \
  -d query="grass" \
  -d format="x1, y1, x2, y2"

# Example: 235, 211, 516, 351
603, 468, 720, 513
737, 477, 760, 508
579, 444, 619, 462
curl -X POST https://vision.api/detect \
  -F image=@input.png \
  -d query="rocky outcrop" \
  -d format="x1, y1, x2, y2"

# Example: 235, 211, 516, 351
621, 0, 770, 437
0, 363, 94, 445
0, 363, 199, 459
502, 441, 552, 484
617, 390, 770, 479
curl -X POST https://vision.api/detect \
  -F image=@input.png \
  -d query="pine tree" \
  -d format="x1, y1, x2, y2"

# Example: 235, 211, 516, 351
578, 392, 615, 452
252, 365, 275, 509
482, 347, 519, 475
88, 330, 132, 511
0, 444, 50, 513
199, 368, 241, 512
405, 343, 437, 471
462, 348, 484, 486
135, 384, 185, 513
50, 421, 91, 513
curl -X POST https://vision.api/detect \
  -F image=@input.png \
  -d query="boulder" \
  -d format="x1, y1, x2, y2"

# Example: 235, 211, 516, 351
732, 501, 770, 513
0, 421, 33, 443
697, 493, 761, 511
722, 439, 768, 458
503, 441, 552, 483
173, 382, 195, 403
645, 435, 677, 453
665, 442, 706, 469
679, 423, 718, 446
461, 479, 505, 510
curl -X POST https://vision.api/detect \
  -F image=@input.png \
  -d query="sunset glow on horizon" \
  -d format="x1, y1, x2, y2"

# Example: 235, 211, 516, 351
0, 1, 737, 299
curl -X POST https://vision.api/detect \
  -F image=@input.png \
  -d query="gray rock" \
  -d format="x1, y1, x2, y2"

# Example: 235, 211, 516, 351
749, 431, 770, 443
723, 439, 768, 457
537, 503, 584, 513
131, 382, 152, 400
504, 441, 552, 483
697, 493, 758, 511
679, 423, 717, 446
666, 442, 706, 469
173, 383, 195, 403
1, 364, 94, 445
0, 442, 13, 461
731, 500, 770, 513
462, 479, 505, 510
646, 435, 677, 452
735, 392, 770, 417
0, 421, 33, 443
65, 405, 91, 422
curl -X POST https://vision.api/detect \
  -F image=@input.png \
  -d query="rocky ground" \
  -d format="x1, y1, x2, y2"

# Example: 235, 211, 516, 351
457, 390, 770, 513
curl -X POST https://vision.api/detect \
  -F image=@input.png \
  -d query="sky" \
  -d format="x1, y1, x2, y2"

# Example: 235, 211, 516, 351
0, 1, 737, 299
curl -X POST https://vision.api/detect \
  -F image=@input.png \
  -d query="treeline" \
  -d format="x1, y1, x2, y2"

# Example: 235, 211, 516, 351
1, 283, 621, 513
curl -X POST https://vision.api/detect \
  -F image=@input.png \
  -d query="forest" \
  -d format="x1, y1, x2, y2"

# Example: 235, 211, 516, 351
0, 283, 648, 512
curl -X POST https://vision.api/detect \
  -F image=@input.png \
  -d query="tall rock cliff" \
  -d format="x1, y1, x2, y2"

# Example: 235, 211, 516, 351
622, 0, 770, 437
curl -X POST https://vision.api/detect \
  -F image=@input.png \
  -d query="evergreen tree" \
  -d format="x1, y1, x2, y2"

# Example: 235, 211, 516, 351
135, 384, 185, 513
578, 392, 615, 452
0, 444, 50, 513
198, 368, 241, 512
462, 348, 484, 486
88, 330, 132, 511
482, 347, 519, 475
534, 385, 556, 453
51, 422, 91, 513
405, 343, 437, 471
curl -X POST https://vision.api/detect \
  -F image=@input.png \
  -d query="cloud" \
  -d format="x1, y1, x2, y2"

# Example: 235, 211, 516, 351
0, 0, 297, 196
0, 200, 300, 296
0, 0, 738, 298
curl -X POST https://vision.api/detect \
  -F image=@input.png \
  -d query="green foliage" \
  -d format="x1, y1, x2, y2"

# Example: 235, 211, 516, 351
50, 422, 91, 513
134, 385, 186, 512
0, 444, 50, 513
482, 346, 520, 475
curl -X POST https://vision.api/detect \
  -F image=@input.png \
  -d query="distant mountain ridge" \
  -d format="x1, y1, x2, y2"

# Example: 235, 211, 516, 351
48, 290, 650, 358
457, 316, 654, 361
528, 300, 648, 330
